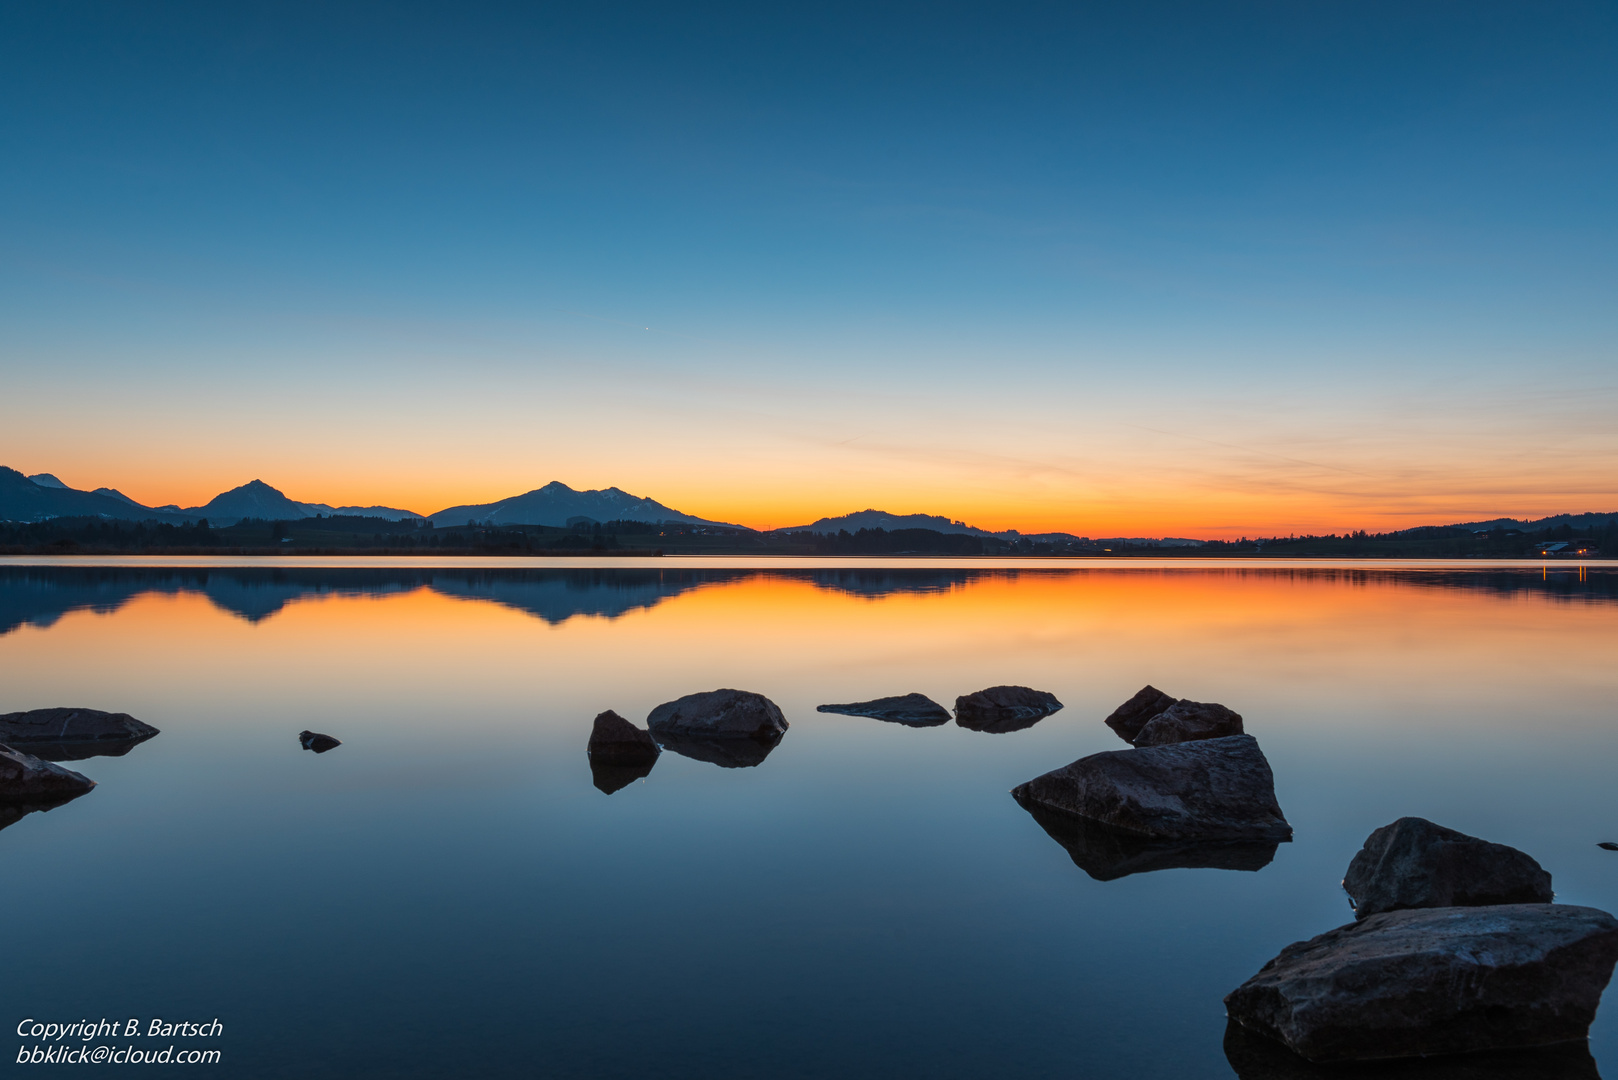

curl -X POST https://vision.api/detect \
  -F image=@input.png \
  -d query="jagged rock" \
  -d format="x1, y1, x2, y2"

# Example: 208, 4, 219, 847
954, 685, 1063, 733
587, 710, 660, 764
647, 689, 787, 740
0, 745, 96, 804
656, 732, 783, 769
1104, 685, 1179, 742
1224, 904, 1618, 1062
589, 758, 655, 794
299, 730, 341, 753
1133, 699, 1244, 747
1222, 1019, 1601, 1080
1021, 802, 1279, 881
0, 708, 159, 757
1343, 817, 1553, 918
1011, 734, 1291, 841
817, 693, 950, 727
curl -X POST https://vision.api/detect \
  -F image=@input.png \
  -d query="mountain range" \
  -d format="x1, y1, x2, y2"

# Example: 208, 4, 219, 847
2, 465, 1613, 541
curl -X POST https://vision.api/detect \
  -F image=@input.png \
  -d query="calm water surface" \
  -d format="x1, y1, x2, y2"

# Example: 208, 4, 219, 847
1, 559, 1615, 1079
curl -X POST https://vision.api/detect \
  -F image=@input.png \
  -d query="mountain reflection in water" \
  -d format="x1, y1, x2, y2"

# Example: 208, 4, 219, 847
2, 564, 1612, 637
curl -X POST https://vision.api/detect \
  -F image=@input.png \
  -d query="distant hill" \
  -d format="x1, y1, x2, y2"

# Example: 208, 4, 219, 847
428, 481, 736, 529
0, 467, 188, 523
778, 509, 996, 537
180, 480, 422, 526
1445, 512, 1618, 533
27, 473, 69, 489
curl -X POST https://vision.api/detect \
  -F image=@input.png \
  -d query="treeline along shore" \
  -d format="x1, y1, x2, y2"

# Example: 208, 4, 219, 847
0, 514, 1613, 558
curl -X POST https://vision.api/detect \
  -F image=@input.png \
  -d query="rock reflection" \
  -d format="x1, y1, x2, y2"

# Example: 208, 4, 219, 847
0, 793, 91, 835
20, 736, 155, 762
1021, 804, 1279, 881
655, 731, 784, 769
589, 758, 656, 795
1222, 1022, 1600, 1080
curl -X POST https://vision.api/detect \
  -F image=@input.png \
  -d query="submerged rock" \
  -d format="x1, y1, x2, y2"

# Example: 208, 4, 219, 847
587, 710, 660, 765
0, 744, 96, 804
954, 685, 1063, 733
1343, 817, 1553, 919
1103, 685, 1179, 743
816, 693, 951, 727
1132, 699, 1243, 747
1224, 903, 1618, 1063
0, 708, 159, 757
1011, 734, 1291, 841
299, 730, 341, 753
656, 731, 783, 769
589, 757, 656, 794
647, 689, 787, 740
1021, 802, 1279, 881
1222, 1019, 1601, 1080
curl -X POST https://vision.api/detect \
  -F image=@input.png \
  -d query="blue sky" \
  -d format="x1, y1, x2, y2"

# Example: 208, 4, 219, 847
3, 2, 1615, 533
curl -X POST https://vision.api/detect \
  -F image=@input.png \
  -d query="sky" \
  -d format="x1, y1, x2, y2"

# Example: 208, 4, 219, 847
2, 1, 1616, 537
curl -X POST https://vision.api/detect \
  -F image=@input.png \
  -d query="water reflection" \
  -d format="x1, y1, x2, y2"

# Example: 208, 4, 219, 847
655, 731, 784, 769
4, 564, 1612, 637
0, 793, 89, 835
1020, 804, 1280, 881
1223, 1022, 1601, 1079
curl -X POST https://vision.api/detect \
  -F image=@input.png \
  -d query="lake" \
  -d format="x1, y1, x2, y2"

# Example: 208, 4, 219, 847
1, 558, 1615, 1078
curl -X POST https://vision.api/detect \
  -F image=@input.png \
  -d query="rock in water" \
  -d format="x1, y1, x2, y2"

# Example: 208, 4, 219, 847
1600, 842, 1618, 852
1011, 734, 1291, 841
646, 689, 787, 740
587, 710, 660, 764
1224, 903, 1618, 1062
816, 693, 951, 727
1343, 817, 1553, 918
1104, 685, 1179, 743
1132, 699, 1244, 747
1222, 1018, 1602, 1080
1021, 802, 1280, 881
0, 744, 96, 803
0, 708, 159, 757
299, 730, 341, 753
954, 686, 1063, 733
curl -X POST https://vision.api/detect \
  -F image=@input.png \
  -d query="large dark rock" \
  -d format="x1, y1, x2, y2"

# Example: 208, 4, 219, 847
1132, 699, 1244, 747
1021, 802, 1279, 881
1224, 904, 1618, 1063
954, 685, 1063, 733
817, 693, 951, 727
1011, 734, 1291, 841
1342, 817, 1553, 918
647, 689, 787, 740
587, 710, 660, 765
299, 730, 341, 753
0, 744, 96, 804
656, 731, 783, 769
1103, 684, 1179, 742
1223, 1019, 1601, 1080
0, 708, 159, 756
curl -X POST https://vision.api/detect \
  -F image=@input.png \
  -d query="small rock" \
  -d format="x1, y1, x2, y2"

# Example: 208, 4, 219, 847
1011, 734, 1291, 841
655, 732, 783, 769
1222, 1017, 1601, 1080
0, 744, 96, 804
587, 710, 660, 765
0, 708, 159, 758
1021, 802, 1280, 881
955, 685, 1063, 733
1342, 817, 1553, 918
1104, 685, 1179, 742
647, 689, 787, 741
1224, 903, 1618, 1062
1599, 842, 1618, 852
817, 693, 951, 727
299, 730, 341, 753
1133, 699, 1244, 747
